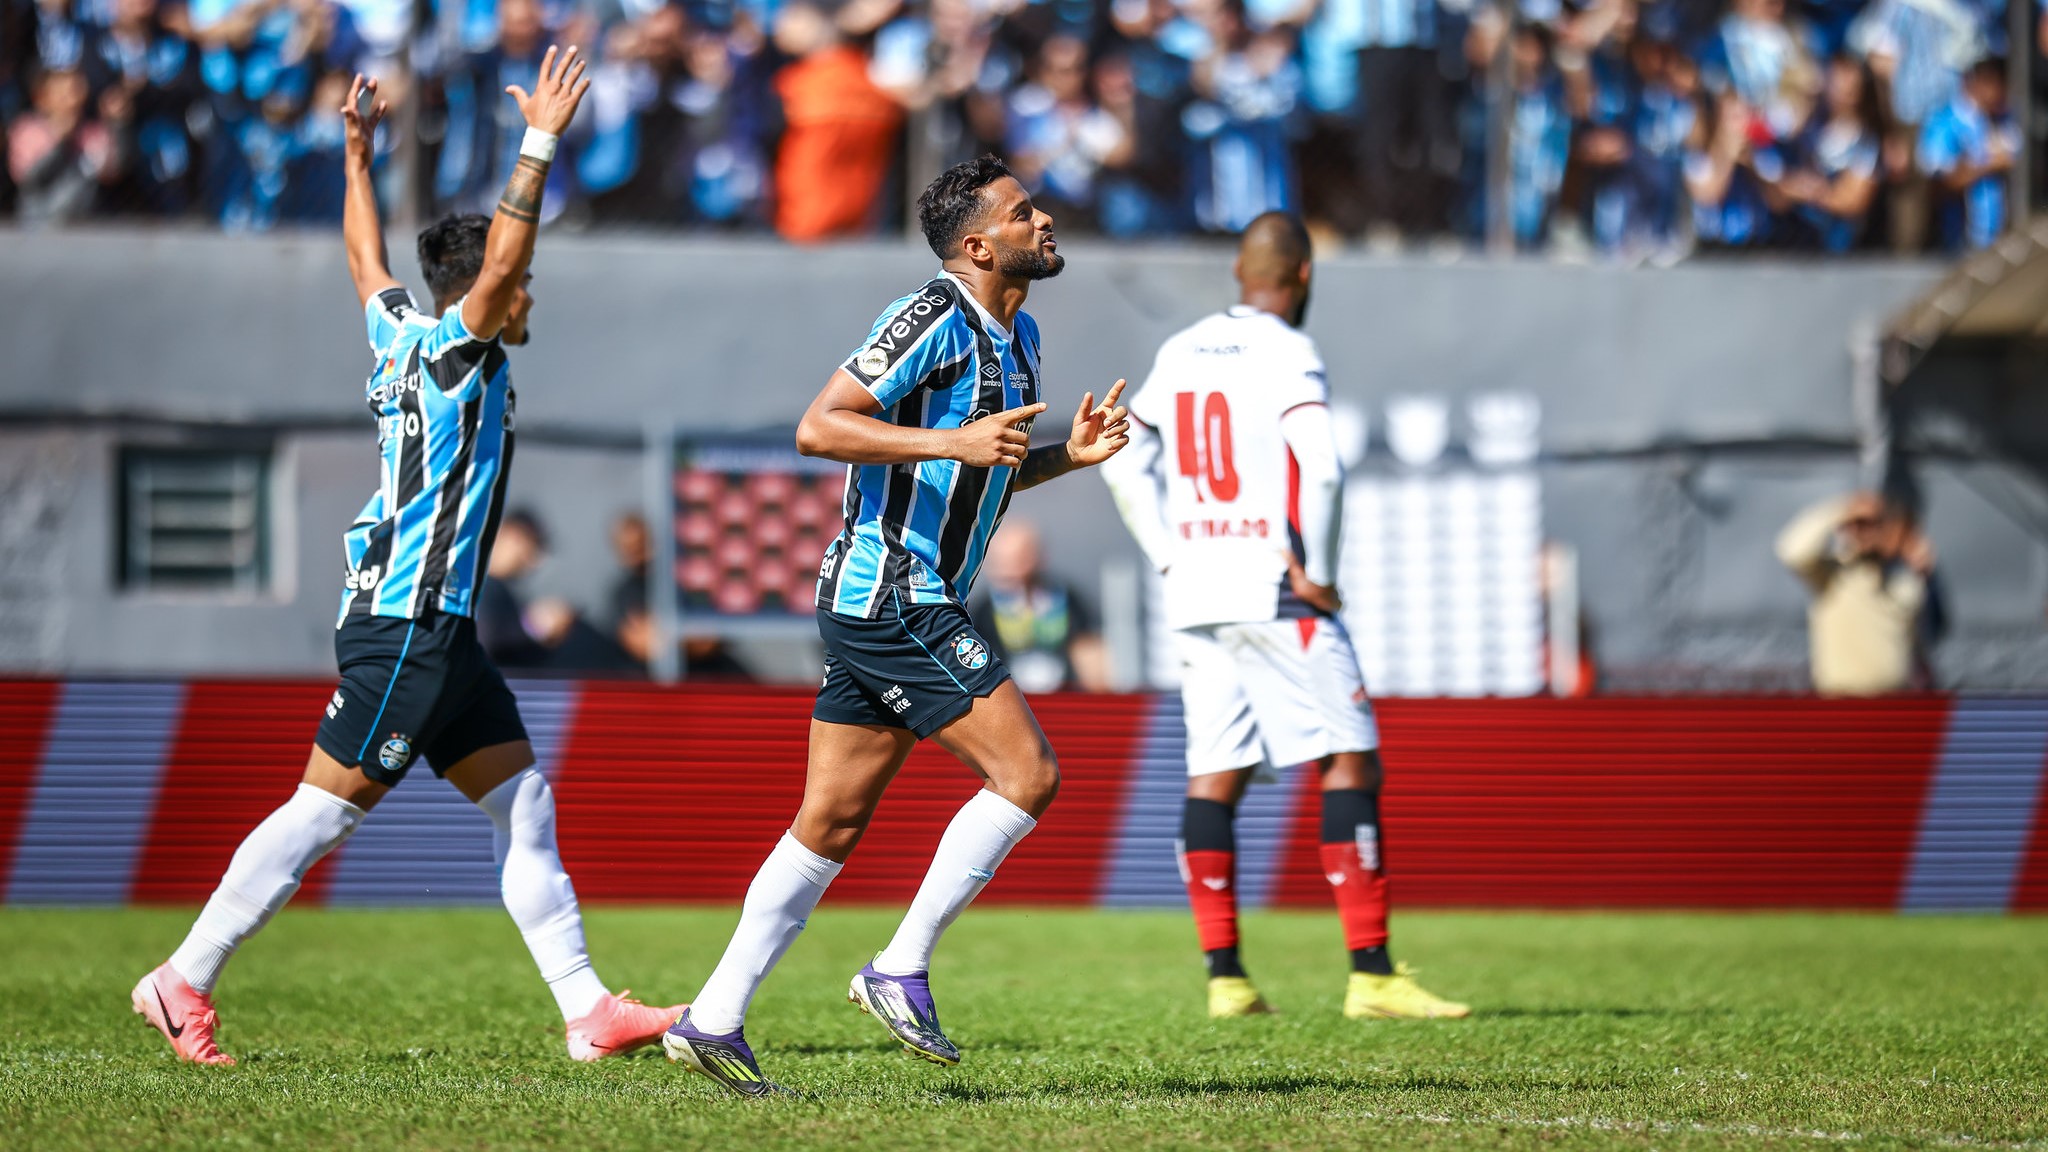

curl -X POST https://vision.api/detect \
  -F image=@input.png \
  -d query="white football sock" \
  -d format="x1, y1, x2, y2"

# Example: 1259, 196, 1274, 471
169, 784, 366, 994
477, 768, 608, 1022
874, 789, 1037, 977
689, 832, 843, 1034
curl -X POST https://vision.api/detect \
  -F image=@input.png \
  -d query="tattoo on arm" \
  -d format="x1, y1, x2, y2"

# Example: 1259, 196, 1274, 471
1016, 444, 1073, 491
496, 156, 549, 223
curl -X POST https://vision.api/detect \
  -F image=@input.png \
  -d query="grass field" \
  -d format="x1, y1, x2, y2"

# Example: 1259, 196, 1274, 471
1, 907, 2043, 1150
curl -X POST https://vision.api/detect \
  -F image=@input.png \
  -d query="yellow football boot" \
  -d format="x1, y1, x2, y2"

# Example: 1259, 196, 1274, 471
1207, 976, 1274, 1018
1344, 964, 1469, 1019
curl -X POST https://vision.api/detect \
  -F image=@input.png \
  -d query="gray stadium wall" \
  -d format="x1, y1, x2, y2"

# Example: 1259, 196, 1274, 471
3, 229, 2044, 687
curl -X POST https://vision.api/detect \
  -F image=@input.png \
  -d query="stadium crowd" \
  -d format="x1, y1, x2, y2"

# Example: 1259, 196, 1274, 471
1, 0, 2037, 254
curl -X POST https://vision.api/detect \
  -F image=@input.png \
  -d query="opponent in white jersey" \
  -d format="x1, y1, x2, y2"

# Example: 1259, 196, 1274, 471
1103, 213, 1467, 1023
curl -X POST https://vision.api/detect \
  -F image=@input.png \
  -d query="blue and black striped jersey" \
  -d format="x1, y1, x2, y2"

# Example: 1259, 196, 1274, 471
817, 273, 1043, 619
337, 287, 516, 626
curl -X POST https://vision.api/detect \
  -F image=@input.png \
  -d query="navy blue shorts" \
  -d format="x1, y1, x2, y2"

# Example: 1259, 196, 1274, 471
814, 593, 1012, 739
314, 610, 529, 786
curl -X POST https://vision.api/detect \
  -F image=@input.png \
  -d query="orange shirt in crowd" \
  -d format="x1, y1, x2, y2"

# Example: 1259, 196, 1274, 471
773, 46, 903, 243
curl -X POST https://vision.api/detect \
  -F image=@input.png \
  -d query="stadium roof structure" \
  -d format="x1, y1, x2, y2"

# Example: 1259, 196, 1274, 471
1882, 217, 2048, 386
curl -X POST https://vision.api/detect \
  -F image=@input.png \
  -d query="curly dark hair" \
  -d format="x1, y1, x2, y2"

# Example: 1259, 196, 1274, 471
916, 155, 1014, 260
417, 214, 492, 306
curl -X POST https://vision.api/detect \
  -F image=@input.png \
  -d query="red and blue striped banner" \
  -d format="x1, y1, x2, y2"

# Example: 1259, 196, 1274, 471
1, 681, 2043, 912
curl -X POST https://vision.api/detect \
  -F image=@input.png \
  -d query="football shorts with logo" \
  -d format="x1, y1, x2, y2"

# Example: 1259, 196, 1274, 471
1176, 615, 1379, 780
814, 590, 1012, 739
314, 610, 529, 785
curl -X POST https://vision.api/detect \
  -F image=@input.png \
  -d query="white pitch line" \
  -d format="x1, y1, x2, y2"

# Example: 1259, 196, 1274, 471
1356, 1109, 2047, 1149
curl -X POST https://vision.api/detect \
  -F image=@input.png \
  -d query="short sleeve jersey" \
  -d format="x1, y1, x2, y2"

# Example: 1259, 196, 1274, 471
1127, 306, 1330, 627
816, 272, 1043, 619
338, 287, 517, 625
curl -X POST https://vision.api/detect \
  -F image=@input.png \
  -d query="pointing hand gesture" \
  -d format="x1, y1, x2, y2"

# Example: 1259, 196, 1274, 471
507, 45, 590, 136
1064, 378, 1130, 468
952, 403, 1048, 468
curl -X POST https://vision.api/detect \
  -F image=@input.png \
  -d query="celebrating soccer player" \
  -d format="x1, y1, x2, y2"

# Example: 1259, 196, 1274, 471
661, 156, 1130, 1096
130, 53, 685, 1065
1101, 213, 1468, 1022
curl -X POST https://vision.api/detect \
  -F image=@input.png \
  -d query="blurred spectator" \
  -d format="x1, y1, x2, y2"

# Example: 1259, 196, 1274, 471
87, 0, 202, 216
1848, 0, 1986, 250
604, 510, 755, 680
1096, 0, 1194, 235
1466, 19, 1556, 247
683, 635, 756, 679
479, 508, 640, 671
1186, 0, 1301, 233
605, 510, 661, 669
1503, 20, 1570, 246
8, 58, 117, 222
1350, 0, 1452, 241
1766, 53, 1880, 250
479, 507, 567, 668
872, 0, 1014, 174
1919, 53, 2015, 250
770, 0, 902, 241
1005, 31, 1128, 228
0, 0, 2025, 256
1685, 89, 1774, 247
1562, 0, 1696, 256
587, 9, 776, 225
968, 522, 1108, 693
1695, 0, 1818, 139
1775, 491, 1946, 695
437, 0, 580, 221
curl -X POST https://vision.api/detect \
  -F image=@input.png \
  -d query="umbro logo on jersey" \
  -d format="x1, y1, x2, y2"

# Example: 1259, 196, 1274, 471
980, 362, 1002, 380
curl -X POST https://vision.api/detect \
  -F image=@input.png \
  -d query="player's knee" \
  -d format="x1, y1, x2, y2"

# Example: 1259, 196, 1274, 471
793, 799, 877, 861
997, 744, 1060, 818
1322, 750, 1381, 793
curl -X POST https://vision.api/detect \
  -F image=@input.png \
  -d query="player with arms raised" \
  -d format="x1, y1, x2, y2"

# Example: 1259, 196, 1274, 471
1103, 213, 1468, 1021
130, 51, 684, 1065
662, 155, 1130, 1096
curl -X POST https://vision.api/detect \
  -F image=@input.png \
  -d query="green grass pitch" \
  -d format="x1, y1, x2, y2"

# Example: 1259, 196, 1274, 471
2, 907, 2043, 1150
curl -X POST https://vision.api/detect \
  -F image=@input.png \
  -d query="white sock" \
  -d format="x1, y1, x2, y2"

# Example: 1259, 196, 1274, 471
689, 832, 842, 1034
477, 768, 608, 1022
169, 784, 366, 994
874, 789, 1036, 977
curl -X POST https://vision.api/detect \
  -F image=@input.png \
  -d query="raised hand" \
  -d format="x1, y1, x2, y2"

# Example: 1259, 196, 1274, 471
1064, 378, 1130, 468
506, 45, 591, 136
341, 73, 384, 167
952, 403, 1047, 468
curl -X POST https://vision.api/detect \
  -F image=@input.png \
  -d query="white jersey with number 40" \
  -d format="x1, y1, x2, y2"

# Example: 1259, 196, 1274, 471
1117, 305, 1340, 630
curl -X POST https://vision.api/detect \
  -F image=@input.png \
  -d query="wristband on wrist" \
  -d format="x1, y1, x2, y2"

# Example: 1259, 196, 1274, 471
519, 127, 558, 163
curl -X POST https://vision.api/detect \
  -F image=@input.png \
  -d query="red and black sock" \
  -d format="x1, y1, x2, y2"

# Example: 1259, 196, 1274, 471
1179, 797, 1244, 979
1319, 788, 1393, 975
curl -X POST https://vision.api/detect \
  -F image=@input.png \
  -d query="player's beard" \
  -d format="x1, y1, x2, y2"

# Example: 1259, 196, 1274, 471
996, 238, 1064, 281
